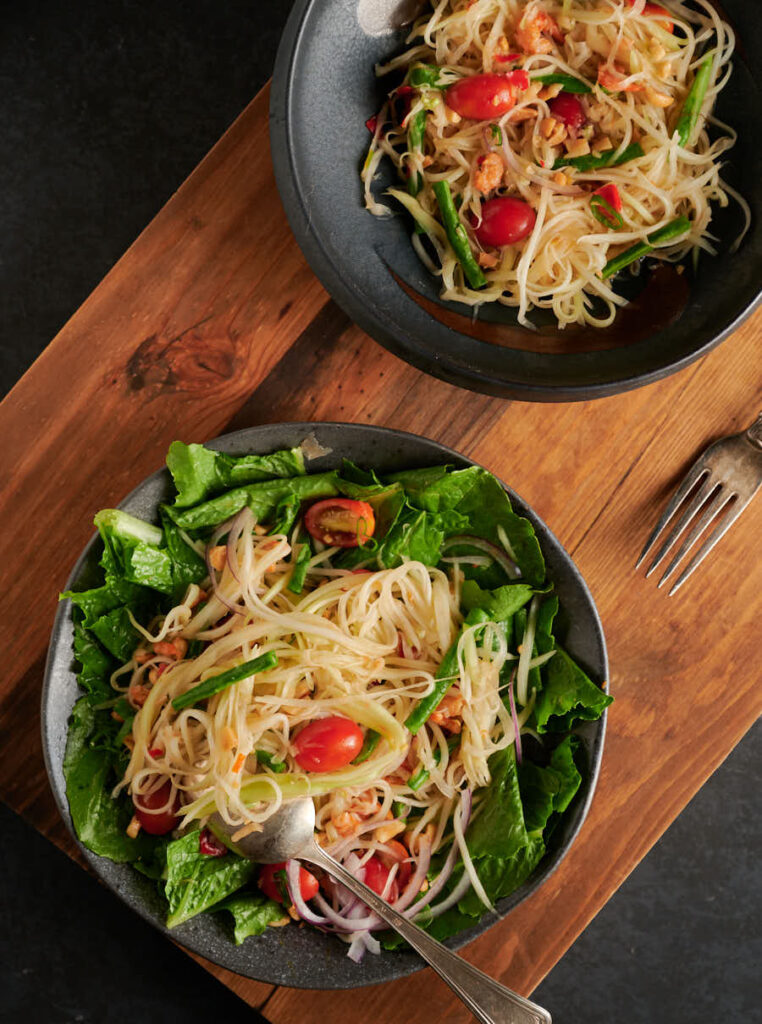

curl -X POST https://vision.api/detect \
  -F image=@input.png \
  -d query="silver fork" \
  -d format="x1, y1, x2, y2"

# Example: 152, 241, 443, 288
636, 412, 762, 595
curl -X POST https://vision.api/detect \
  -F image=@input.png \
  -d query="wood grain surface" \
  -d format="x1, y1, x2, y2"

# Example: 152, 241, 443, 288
1, 81, 760, 1021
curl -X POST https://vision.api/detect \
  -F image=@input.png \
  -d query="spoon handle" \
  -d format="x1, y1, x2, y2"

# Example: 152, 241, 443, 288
305, 845, 551, 1024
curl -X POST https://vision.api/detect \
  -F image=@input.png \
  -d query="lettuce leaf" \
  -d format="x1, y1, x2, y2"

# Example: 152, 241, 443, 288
165, 471, 341, 531
159, 507, 207, 595
517, 735, 582, 833
534, 646, 612, 732
533, 595, 612, 732
63, 698, 150, 862
378, 508, 468, 568
216, 892, 285, 944
392, 466, 545, 585
165, 830, 255, 928
167, 441, 306, 508
460, 580, 535, 621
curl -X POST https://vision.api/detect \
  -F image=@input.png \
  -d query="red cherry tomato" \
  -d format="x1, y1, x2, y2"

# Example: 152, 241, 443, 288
363, 856, 399, 901
378, 840, 413, 890
293, 716, 364, 772
259, 862, 320, 905
133, 780, 180, 836
472, 197, 536, 247
626, 0, 674, 32
199, 828, 227, 857
446, 72, 528, 120
548, 91, 586, 130
304, 498, 376, 548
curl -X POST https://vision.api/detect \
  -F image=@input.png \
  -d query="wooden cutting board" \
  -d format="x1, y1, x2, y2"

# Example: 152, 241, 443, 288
1, 81, 760, 1021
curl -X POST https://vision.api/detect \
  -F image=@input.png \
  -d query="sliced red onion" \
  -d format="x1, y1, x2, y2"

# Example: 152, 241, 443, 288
284, 860, 332, 929
506, 667, 522, 764
347, 931, 380, 962
441, 535, 520, 580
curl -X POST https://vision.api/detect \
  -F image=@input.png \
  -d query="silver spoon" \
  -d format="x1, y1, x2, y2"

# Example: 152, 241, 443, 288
212, 798, 551, 1024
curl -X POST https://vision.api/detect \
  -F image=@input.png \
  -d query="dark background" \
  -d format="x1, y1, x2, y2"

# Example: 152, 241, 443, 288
2, 2, 759, 1021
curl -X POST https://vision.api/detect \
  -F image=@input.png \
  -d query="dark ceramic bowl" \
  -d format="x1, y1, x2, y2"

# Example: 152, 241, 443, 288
270, 0, 761, 401
42, 422, 608, 988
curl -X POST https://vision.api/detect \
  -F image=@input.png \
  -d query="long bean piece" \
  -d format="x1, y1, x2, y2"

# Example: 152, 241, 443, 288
405, 609, 490, 734
172, 651, 278, 710
601, 216, 691, 279
675, 57, 713, 147
556, 142, 644, 172
432, 181, 487, 290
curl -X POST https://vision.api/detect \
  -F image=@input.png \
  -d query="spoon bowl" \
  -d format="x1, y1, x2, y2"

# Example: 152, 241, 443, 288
210, 798, 317, 863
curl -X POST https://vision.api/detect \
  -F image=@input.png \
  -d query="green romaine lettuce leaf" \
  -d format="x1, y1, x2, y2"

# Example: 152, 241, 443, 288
460, 580, 535, 621
216, 892, 285, 944
378, 508, 468, 568
533, 647, 612, 733
167, 441, 306, 508
165, 472, 341, 531
63, 698, 150, 862
89, 605, 142, 662
517, 735, 582, 833
159, 507, 207, 595
165, 830, 255, 928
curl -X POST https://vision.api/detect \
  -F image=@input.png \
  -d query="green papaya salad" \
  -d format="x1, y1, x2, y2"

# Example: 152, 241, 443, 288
62, 440, 611, 956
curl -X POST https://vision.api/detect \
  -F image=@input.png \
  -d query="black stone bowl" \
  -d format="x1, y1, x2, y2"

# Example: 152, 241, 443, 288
42, 422, 608, 988
270, 0, 761, 401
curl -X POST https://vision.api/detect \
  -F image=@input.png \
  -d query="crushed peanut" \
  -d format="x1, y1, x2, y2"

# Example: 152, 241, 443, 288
208, 545, 227, 571
564, 137, 591, 158
126, 815, 142, 839
538, 82, 564, 100
552, 170, 569, 186
478, 251, 499, 269
375, 820, 407, 844
644, 85, 673, 107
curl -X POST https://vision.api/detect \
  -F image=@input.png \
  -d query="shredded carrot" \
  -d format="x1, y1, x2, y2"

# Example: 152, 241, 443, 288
232, 752, 246, 774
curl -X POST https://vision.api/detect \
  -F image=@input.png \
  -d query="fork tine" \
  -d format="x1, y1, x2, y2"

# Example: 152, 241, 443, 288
635, 466, 710, 570
643, 475, 717, 578
657, 488, 733, 588
667, 498, 748, 596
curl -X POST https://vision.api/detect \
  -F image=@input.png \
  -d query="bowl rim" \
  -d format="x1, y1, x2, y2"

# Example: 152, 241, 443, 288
269, 0, 762, 402
41, 421, 609, 988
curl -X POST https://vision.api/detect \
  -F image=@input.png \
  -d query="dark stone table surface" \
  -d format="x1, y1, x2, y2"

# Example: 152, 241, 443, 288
2, 2, 759, 1021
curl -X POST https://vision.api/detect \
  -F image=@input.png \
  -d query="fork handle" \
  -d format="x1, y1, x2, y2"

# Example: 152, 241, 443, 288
745, 412, 762, 451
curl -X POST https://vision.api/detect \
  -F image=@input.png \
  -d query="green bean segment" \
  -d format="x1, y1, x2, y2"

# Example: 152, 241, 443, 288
601, 216, 691, 278
172, 651, 278, 711
432, 181, 487, 290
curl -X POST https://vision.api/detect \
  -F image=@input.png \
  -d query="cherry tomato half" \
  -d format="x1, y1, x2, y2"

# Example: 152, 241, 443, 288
446, 72, 528, 120
259, 862, 320, 905
293, 716, 364, 772
133, 780, 180, 836
378, 840, 413, 890
304, 498, 376, 548
548, 91, 586, 130
199, 828, 227, 857
472, 197, 536, 247
363, 855, 399, 901
627, 0, 674, 32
